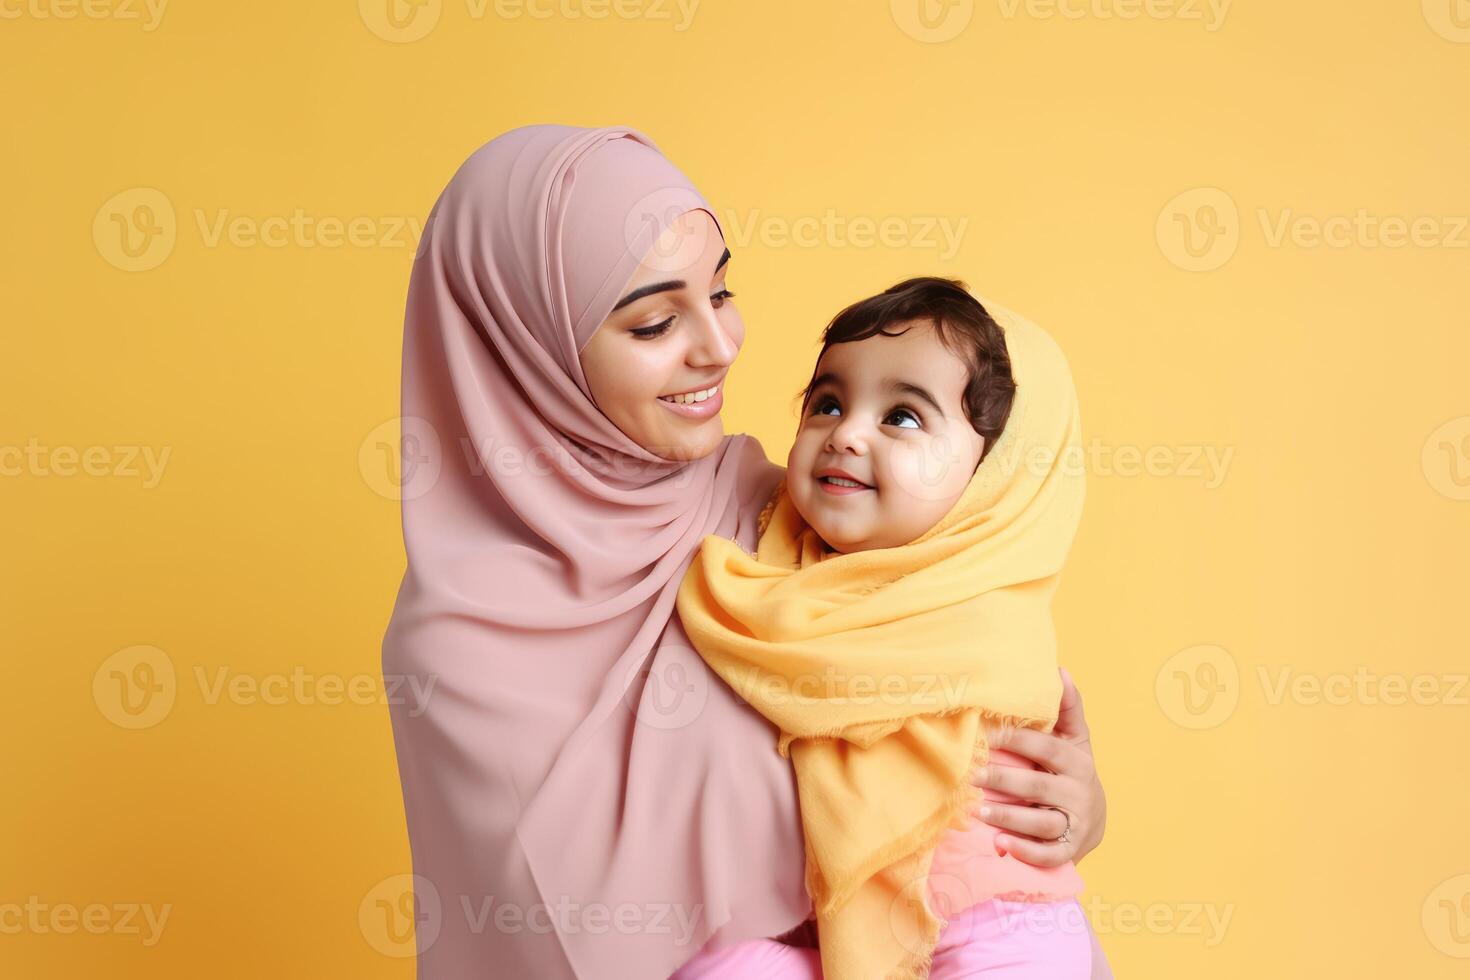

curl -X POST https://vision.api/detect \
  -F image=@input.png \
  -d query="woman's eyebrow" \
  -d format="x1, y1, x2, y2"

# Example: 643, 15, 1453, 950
611, 249, 733, 311
612, 279, 683, 311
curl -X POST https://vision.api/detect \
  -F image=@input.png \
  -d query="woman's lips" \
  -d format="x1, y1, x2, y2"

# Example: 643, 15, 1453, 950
657, 382, 723, 420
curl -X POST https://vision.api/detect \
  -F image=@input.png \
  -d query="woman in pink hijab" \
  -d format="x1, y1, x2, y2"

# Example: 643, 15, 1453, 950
382, 124, 1109, 979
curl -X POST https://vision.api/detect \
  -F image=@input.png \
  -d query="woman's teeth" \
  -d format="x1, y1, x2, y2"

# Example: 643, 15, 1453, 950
659, 384, 720, 405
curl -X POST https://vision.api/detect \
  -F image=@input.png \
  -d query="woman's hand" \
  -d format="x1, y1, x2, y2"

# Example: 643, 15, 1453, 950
974, 667, 1106, 867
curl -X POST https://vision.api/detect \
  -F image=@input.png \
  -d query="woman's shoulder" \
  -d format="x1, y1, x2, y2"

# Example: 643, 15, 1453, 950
719, 434, 786, 551
724, 432, 785, 501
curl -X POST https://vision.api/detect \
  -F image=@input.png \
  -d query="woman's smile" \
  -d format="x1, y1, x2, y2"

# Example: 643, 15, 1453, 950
657, 379, 724, 419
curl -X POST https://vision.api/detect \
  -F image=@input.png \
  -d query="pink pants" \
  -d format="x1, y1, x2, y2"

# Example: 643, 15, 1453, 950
669, 898, 1097, 979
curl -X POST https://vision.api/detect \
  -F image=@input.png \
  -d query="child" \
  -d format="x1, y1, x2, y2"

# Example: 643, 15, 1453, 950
672, 278, 1092, 979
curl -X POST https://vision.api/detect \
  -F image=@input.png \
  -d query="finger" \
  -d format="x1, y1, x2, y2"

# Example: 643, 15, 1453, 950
1054, 667, 1091, 741
988, 726, 1086, 776
978, 764, 1072, 809
993, 832, 1072, 868
977, 800, 1069, 841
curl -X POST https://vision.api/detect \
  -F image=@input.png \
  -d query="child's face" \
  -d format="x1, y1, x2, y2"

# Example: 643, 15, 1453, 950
786, 320, 987, 553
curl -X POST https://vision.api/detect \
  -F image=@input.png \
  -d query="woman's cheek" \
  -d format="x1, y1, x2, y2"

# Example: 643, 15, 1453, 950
626, 344, 680, 398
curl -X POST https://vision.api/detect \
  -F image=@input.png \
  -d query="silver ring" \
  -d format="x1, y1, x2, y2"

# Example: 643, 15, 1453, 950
1040, 805, 1073, 844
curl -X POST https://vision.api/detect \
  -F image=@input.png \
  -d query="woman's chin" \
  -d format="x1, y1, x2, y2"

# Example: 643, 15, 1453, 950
647, 417, 725, 462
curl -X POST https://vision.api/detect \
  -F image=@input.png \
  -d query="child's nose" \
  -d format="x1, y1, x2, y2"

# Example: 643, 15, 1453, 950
826, 417, 870, 455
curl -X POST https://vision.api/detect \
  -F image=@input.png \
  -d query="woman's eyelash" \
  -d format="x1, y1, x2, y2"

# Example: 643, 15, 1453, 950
629, 291, 731, 339
630, 316, 674, 339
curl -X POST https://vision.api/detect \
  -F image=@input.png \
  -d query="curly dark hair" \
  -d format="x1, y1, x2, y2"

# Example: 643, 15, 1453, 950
800, 276, 1016, 462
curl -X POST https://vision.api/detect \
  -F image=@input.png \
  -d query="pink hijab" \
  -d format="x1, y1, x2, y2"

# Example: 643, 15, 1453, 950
381, 125, 810, 979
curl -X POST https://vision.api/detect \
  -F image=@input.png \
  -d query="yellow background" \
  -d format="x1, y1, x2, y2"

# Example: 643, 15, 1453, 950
4, 0, 1468, 976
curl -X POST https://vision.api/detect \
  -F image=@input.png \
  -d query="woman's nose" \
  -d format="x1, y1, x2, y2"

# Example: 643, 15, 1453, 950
686, 309, 739, 369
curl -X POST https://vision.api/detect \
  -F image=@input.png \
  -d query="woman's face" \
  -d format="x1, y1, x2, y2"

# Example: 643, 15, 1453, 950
580, 209, 742, 461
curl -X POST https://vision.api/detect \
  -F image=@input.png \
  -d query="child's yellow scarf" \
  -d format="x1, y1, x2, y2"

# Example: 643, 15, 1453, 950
676, 306, 1085, 980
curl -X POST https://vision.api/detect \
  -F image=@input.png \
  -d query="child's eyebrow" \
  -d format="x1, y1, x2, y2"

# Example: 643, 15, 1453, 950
808, 372, 841, 392
805, 373, 947, 416
887, 379, 946, 417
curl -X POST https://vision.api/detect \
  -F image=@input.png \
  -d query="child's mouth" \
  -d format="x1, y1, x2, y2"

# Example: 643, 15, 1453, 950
816, 471, 874, 495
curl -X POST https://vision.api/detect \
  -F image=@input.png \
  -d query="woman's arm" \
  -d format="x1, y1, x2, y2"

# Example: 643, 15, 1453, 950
973, 668, 1107, 866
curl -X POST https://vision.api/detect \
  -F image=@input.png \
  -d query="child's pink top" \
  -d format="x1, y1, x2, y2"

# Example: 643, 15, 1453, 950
925, 743, 1085, 919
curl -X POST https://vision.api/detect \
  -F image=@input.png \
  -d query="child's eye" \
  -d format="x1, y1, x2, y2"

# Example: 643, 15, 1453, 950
810, 396, 841, 417
630, 316, 674, 339
883, 408, 921, 429
711, 288, 735, 307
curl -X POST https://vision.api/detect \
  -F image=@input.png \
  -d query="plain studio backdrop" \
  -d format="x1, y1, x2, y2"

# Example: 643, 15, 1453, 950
2, 1, 1468, 977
